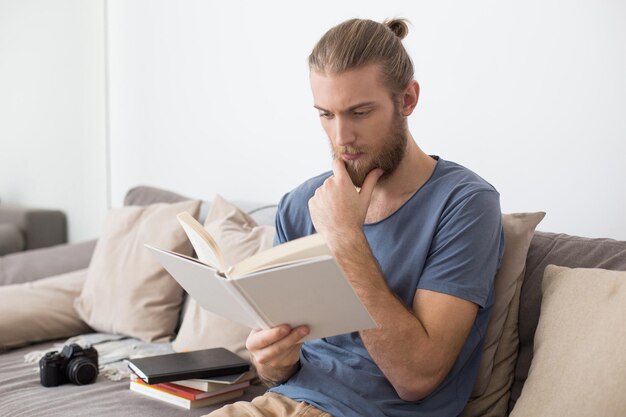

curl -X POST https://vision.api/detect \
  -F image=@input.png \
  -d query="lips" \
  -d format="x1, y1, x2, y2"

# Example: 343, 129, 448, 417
341, 152, 364, 161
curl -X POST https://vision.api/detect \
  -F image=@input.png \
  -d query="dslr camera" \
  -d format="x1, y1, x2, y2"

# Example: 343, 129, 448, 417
39, 343, 99, 387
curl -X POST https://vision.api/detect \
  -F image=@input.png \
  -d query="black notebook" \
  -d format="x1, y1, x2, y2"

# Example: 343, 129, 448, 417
126, 348, 250, 384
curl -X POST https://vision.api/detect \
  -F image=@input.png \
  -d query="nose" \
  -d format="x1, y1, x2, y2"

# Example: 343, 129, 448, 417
333, 117, 355, 147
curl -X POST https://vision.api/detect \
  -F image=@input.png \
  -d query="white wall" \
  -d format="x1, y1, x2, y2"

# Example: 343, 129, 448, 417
0, 0, 108, 242
1, 1, 623, 243
114, 1, 626, 240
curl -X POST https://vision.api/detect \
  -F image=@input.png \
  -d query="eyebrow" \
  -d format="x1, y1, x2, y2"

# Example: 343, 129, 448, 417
313, 101, 377, 113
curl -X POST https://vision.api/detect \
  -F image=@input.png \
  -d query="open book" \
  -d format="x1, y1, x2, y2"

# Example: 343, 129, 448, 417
145, 212, 376, 341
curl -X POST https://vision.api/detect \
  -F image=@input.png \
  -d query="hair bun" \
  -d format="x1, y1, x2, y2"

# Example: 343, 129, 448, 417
383, 18, 409, 40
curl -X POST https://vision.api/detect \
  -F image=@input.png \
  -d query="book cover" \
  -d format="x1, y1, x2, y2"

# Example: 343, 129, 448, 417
174, 370, 255, 390
130, 374, 250, 401
127, 348, 250, 385
159, 381, 250, 400
129, 380, 244, 409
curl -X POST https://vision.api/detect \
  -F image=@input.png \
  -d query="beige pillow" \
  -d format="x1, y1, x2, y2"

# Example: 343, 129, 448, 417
172, 195, 275, 360
74, 199, 201, 342
0, 269, 91, 351
509, 265, 626, 417
462, 265, 524, 417
472, 213, 545, 393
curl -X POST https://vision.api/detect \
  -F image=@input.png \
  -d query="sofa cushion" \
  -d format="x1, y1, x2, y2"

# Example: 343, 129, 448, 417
123, 185, 191, 206
74, 199, 201, 342
510, 265, 626, 417
247, 205, 279, 227
172, 195, 275, 359
0, 340, 268, 417
0, 240, 97, 286
510, 232, 626, 410
0, 269, 91, 351
461, 212, 544, 417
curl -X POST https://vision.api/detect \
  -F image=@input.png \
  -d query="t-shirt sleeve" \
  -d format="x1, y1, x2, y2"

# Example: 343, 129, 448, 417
417, 190, 504, 308
274, 195, 289, 247
272, 172, 330, 248
273, 185, 319, 247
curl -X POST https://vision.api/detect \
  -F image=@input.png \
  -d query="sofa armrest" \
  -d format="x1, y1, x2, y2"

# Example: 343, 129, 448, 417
0, 223, 25, 255
0, 240, 97, 286
0, 206, 67, 252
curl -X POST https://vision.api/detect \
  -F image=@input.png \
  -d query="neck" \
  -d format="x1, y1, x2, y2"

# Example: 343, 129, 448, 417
364, 134, 436, 224
373, 134, 436, 200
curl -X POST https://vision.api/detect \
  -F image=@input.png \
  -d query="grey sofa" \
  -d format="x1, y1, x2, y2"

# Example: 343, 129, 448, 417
0, 205, 67, 257
1, 185, 625, 417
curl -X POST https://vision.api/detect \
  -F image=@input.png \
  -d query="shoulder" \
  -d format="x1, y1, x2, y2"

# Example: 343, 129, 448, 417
416, 159, 504, 308
279, 171, 333, 212
415, 157, 503, 258
423, 158, 501, 220
430, 158, 499, 200
274, 171, 332, 242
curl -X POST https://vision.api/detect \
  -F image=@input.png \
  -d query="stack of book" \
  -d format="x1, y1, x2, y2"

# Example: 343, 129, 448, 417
127, 348, 253, 410
129, 371, 254, 409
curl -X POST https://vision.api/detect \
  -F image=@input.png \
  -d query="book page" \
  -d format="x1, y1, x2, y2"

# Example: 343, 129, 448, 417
229, 233, 330, 278
177, 211, 226, 272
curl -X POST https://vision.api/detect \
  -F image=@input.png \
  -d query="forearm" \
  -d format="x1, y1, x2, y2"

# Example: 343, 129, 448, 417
360, 292, 443, 400
327, 230, 444, 400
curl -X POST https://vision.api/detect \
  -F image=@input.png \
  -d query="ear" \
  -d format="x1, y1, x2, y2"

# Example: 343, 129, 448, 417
401, 80, 420, 117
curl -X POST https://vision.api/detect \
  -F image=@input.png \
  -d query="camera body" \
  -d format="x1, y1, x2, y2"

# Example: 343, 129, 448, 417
39, 343, 99, 387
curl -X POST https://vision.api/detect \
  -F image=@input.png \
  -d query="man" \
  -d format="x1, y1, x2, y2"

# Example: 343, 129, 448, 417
208, 18, 504, 417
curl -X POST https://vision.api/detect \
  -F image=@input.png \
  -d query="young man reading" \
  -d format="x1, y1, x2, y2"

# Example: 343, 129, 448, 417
207, 18, 504, 417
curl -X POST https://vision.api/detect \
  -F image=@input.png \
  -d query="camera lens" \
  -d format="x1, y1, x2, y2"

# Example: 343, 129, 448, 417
66, 357, 98, 385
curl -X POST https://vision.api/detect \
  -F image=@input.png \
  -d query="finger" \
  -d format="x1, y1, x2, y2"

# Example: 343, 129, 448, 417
264, 326, 310, 355
292, 325, 310, 339
273, 325, 309, 350
359, 168, 384, 199
253, 326, 310, 364
331, 159, 349, 182
246, 324, 291, 351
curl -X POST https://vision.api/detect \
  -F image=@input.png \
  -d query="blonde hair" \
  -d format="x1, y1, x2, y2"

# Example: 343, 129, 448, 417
309, 18, 414, 97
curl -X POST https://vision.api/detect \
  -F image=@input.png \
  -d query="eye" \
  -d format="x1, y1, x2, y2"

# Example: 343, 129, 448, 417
353, 110, 371, 118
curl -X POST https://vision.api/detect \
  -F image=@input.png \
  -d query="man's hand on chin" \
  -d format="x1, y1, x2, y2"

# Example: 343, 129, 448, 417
308, 160, 383, 246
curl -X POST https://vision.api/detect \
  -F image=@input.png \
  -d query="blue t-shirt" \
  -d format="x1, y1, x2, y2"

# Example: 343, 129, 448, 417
271, 157, 505, 417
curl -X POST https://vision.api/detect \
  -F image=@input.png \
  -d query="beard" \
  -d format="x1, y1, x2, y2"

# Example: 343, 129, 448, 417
331, 112, 408, 188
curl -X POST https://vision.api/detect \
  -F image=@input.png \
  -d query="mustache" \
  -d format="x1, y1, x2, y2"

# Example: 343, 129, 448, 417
333, 146, 366, 157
